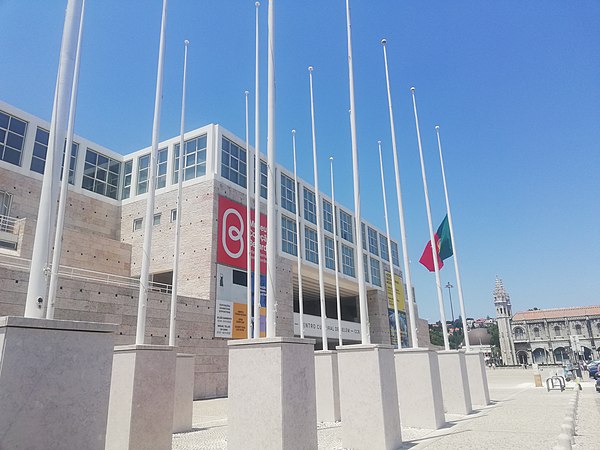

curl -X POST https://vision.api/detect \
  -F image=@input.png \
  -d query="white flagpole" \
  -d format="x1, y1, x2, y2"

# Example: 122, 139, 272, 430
46, 0, 86, 319
265, 0, 276, 337
344, 0, 370, 344
25, 0, 83, 318
381, 38, 418, 348
169, 39, 189, 347
292, 130, 305, 339
411, 87, 449, 351
245, 91, 253, 339
329, 157, 343, 347
377, 141, 401, 349
308, 66, 328, 351
253, 1, 261, 339
136, 0, 167, 345
435, 125, 470, 351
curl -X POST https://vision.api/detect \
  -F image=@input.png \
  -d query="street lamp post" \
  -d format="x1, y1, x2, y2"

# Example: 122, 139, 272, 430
445, 282, 455, 326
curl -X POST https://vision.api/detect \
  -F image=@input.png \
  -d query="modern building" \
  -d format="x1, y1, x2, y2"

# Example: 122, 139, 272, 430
494, 277, 600, 365
0, 99, 422, 398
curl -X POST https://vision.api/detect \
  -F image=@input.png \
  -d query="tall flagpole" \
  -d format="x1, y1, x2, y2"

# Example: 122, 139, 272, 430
292, 130, 305, 338
345, 0, 369, 344
381, 38, 419, 347
329, 157, 343, 347
25, 0, 83, 318
253, 1, 261, 339
136, 0, 168, 345
169, 39, 189, 347
377, 141, 401, 349
47, 0, 86, 319
245, 91, 253, 339
435, 125, 470, 351
265, 0, 276, 337
308, 66, 328, 351
411, 87, 449, 351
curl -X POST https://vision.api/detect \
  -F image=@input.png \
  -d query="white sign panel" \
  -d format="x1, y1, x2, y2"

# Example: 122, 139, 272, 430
293, 313, 361, 342
215, 299, 233, 338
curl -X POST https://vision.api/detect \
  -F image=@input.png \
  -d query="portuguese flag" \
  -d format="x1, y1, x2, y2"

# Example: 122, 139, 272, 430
419, 215, 453, 272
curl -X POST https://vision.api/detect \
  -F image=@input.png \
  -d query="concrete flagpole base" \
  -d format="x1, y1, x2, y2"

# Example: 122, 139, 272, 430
337, 344, 402, 450
437, 350, 473, 415
394, 348, 446, 429
315, 350, 341, 422
0, 316, 116, 450
464, 351, 491, 407
173, 353, 195, 433
105, 344, 177, 450
228, 337, 318, 450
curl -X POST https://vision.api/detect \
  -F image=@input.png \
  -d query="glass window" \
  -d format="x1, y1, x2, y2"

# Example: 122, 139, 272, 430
363, 253, 369, 283
122, 160, 132, 199
303, 188, 316, 224
0, 190, 12, 217
324, 236, 335, 270
554, 326, 561, 337
137, 154, 150, 195
0, 111, 27, 166
281, 215, 297, 256
514, 327, 524, 339
370, 257, 381, 287
221, 137, 247, 188
133, 218, 142, 231
341, 244, 355, 277
153, 213, 161, 226
63, 142, 78, 185
156, 148, 168, 189
391, 241, 400, 267
305, 226, 318, 264
29, 127, 78, 185
280, 173, 296, 214
575, 324, 582, 335
82, 149, 121, 199
174, 135, 207, 183
361, 223, 367, 250
380, 234, 389, 261
323, 200, 333, 233
533, 327, 540, 338
368, 227, 379, 255
339, 210, 353, 243
170, 208, 177, 223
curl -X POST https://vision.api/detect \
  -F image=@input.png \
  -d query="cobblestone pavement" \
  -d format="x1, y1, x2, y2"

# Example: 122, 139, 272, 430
172, 368, 598, 449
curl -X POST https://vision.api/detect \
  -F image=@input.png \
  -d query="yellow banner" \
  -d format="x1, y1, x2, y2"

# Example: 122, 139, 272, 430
385, 271, 405, 311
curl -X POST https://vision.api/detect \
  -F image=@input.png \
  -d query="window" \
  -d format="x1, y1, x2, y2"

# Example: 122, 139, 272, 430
63, 142, 78, 185
368, 227, 379, 255
305, 226, 318, 264
575, 324, 582, 335
174, 135, 207, 183
232, 269, 247, 286
323, 200, 333, 233
554, 326, 561, 337
303, 188, 316, 224
281, 216, 297, 256
391, 241, 400, 267
156, 148, 168, 189
380, 234, 389, 261
82, 149, 121, 199
341, 244, 355, 277
122, 160, 132, 199
153, 213, 161, 226
0, 190, 12, 216
137, 154, 150, 194
362, 253, 369, 283
221, 137, 247, 188
29, 128, 78, 184
259, 160, 267, 199
514, 327, 524, 340
0, 111, 27, 166
280, 174, 296, 213
133, 218, 142, 231
370, 257, 381, 287
339, 210, 353, 243
533, 327, 540, 338
170, 208, 177, 223
324, 236, 335, 270
361, 223, 367, 250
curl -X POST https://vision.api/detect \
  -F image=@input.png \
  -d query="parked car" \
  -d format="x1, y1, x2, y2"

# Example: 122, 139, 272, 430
588, 360, 600, 379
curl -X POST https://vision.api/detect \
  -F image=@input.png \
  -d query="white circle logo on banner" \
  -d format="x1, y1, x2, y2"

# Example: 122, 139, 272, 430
222, 208, 244, 259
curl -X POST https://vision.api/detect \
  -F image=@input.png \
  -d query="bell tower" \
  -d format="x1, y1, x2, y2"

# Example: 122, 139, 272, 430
494, 277, 517, 365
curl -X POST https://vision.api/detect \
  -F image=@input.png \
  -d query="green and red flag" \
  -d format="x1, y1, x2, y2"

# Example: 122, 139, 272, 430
419, 215, 453, 272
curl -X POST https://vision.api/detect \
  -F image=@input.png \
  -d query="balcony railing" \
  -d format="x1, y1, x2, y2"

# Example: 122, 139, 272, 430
0, 214, 24, 251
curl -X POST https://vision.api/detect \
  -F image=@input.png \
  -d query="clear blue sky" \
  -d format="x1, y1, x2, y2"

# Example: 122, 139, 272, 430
1, 1, 599, 322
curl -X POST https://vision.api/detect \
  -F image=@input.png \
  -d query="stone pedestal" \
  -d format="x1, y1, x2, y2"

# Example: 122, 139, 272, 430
228, 337, 317, 450
464, 351, 491, 407
105, 344, 177, 450
437, 350, 472, 415
173, 353, 195, 433
337, 344, 402, 450
394, 348, 446, 429
0, 316, 116, 450
315, 350, 341, 422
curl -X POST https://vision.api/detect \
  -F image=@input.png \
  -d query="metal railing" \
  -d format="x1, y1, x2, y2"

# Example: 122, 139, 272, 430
0, 214, 22, 234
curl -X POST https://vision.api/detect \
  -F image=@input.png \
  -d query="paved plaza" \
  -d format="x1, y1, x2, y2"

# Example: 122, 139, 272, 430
172, 367, 600, 449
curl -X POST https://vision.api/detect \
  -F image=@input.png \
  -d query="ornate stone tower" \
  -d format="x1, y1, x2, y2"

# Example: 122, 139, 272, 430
494, 277, 517, 365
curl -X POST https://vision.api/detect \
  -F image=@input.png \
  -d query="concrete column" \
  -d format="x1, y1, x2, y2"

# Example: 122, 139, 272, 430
228, 337, 317, 450
173, 353, 195, 433
395, 348, 446, 429
464, 351, 491, 407
437, 350, 473, 415
337, 344, 402, 450
315, 350, 341, 422
0, 316, 115, 450
105, 345, 177, 450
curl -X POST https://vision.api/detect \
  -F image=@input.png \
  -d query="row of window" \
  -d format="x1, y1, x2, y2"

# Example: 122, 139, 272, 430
132, 209, 178, 231
514, 323, 596, 339
220, 136, 268, 198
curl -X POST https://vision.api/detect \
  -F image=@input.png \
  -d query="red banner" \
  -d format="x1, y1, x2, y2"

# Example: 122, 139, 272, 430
217, 196, 267, 274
